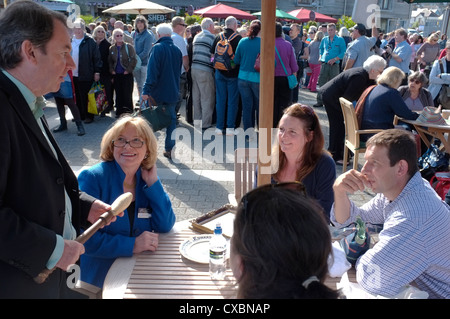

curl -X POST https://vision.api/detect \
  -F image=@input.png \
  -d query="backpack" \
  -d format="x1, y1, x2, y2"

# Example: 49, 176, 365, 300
213, 31, 239, 71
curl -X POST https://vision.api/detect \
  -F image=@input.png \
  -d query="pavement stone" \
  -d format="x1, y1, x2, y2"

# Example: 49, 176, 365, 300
43, 84, 374, 222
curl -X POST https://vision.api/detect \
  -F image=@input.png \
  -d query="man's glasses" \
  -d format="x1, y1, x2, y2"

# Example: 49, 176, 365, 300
112, 137, 145, 148
180, 23, 187, 27
240, 181, 307, 215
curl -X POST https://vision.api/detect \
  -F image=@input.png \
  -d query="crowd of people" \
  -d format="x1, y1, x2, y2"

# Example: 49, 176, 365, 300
1, 0, 449, 300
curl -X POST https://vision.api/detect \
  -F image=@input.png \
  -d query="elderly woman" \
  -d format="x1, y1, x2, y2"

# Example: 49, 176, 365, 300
428, 42, 450, 107
320, 55, 387, 164
230, 185, 340, 299
78, 115, 176, 288
398, 71, 434, 111
359, 66, 419, 141
92, 25, 114, 116
109, 28, 137, 117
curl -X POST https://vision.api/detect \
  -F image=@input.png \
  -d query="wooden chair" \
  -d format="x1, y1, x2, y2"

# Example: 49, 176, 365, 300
228, 148, 258, 206
339, 97, 384, 172
73, 280, 102, 299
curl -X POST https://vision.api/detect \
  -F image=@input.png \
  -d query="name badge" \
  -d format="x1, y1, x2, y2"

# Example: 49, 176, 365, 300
138, 208, 151, 219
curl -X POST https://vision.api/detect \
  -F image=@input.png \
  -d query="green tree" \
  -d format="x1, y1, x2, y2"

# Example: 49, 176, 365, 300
337, 15, 356, 30
185, 14, 203, 26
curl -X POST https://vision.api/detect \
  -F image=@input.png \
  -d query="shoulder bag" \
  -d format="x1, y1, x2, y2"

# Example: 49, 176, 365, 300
135, 96, 171, 132
275, 47, 298, 89
125, 43, 142, 73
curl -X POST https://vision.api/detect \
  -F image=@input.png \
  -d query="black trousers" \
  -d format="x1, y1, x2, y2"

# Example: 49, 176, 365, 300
274, 76, 292, 128
73, 77, 94, 121
113, 73, 134, 116
324, 100, 345, 161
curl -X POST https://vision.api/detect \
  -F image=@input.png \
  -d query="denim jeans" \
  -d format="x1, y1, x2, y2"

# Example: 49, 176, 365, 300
215, 70, 239, 130
161, 102, 177, 152
134, 65, 147, 105
238, 79, 259, 130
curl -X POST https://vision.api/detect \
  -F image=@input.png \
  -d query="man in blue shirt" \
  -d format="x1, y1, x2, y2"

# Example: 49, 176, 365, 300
143, 23, 182, 159
385, 28, 412, 85
314, 23, 346, 107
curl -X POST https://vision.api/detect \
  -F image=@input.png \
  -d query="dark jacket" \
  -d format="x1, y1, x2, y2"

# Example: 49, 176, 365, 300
211, 28, 242, 78
108, 42, 137, 74
97, 38, 111, 76
76, 34, 102, 81
320, 66, 375, 106
143, 36, 182, 104
0, 72, 96, 298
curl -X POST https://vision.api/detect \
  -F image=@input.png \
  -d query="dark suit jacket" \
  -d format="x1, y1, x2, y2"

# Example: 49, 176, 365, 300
0, 72, 96, 298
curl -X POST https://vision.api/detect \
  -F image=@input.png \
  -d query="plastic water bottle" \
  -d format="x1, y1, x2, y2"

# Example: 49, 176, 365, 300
209, 223, 227, 280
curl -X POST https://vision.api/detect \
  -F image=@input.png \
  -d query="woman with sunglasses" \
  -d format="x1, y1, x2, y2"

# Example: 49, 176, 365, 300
109, 28, 137, 117
271, 103, 336, 221
77, 115, 175, 288
398, 71, 433, 111
230, 184, 341, 299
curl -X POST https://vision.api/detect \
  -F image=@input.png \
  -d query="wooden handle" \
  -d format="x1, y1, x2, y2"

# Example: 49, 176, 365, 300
33, 192, 133, 284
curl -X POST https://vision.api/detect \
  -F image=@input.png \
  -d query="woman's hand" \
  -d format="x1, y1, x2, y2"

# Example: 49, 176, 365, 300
133, 231, 159, 253
141, 165, 158, 188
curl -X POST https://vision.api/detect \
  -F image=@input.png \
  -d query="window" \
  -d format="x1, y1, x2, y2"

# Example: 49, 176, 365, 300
379, 0, 391, 10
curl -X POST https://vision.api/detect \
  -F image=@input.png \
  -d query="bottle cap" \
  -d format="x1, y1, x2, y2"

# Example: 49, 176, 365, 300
214, 223, 222, 235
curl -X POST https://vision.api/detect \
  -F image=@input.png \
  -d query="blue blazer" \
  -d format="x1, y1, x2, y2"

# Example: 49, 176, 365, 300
78, 161, 176, 287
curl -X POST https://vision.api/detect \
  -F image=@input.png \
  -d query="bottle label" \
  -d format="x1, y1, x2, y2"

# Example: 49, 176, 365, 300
210, 249, 225, 260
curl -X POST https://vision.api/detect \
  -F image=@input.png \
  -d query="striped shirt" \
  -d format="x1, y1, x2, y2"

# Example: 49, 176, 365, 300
331, 172, 450, 299
191, 29, 215, 72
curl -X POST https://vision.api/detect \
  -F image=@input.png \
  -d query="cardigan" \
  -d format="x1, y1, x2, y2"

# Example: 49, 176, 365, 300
397, 85, 434, 110
78, 161, 176, 287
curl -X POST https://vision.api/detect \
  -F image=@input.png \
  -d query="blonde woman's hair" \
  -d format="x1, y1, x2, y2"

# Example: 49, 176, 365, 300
92, 25, 106, 41
313, 31, 324, 43
377, 66, 405, 89
100, 115, 158, 169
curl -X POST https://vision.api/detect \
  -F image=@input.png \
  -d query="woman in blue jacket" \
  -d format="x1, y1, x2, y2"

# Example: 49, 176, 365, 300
78, 115, 176, 288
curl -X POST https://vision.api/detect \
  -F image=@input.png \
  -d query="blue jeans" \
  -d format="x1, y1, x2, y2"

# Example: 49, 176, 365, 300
215, 70, 239, 130
133, 65, 148, 105
238, 79, 259, 130
161, 102, 177, 152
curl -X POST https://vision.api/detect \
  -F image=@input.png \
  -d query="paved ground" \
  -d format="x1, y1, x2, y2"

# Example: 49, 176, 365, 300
43, 85, 374, 222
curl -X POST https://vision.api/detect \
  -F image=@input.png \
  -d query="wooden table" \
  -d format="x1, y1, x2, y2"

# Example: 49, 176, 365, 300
401, 119, 450, 153
103, 220, 355, 299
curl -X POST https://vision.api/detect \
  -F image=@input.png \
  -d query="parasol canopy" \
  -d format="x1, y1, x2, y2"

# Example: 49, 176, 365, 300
288, 8, 337, 23
194, 3, 255, 20
102, 0, 175, 15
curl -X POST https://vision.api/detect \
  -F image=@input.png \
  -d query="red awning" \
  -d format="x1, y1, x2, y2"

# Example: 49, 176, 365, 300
194, 3, 255, 20
288, 8, 337, 23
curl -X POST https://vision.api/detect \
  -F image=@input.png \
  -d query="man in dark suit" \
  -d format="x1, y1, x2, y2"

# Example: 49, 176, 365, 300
0, 0, 114, 298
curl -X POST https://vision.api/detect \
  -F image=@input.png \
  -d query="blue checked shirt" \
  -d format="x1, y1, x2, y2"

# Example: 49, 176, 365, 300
331, 172, 450, 299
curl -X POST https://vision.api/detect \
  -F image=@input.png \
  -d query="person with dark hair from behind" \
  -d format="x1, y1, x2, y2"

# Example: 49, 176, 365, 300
230, 185, 341, 299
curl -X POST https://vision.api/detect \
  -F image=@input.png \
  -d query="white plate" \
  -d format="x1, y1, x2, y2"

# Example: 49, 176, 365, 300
179, 235, 212, 264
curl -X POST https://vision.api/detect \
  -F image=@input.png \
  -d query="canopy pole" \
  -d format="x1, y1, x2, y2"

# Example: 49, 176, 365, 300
257, 0, 276, 186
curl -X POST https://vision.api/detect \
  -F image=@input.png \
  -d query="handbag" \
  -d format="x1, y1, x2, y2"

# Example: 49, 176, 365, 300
418, 143, 450, 180
438, 60, 450, 109
416, 106, 447, 125
125, 43, 141, 73
136, 96, 172, 132
339, 216, 371, 266
430, 172, 450, 200
275, 47, 298, 89
87, 81, 107, 115
254, 53, 261, 72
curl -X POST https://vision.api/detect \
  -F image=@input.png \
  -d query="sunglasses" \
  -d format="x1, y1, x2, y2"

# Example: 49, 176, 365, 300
240, 181, 307, 215
180, 23, 187, 27
409, 79, 421, 85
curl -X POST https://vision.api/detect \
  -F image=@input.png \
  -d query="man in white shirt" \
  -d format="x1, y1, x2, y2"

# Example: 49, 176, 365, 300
331, 129, 450, 299
171, 16, 189, 117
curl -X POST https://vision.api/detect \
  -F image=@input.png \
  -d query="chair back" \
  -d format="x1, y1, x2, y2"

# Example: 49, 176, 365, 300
340, 97, 361, 150
234, 148, 258, 203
